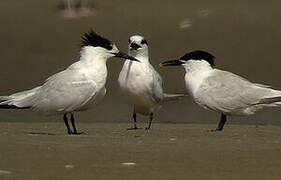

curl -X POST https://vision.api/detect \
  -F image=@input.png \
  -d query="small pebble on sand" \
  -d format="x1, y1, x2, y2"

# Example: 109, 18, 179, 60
121, 162, 136, 166
0, 170, 12, 175
65, 164, 75, 169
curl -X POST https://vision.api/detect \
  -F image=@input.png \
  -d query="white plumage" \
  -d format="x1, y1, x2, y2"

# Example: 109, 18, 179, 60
0, 30, 138, 134
118, 35, 185, 129
161, 50, 281, 131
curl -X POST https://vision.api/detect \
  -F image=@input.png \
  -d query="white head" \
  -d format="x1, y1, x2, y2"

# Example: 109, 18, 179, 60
160, 50, 215, 72
128, 35, 149, 60
80, 30, 139, 63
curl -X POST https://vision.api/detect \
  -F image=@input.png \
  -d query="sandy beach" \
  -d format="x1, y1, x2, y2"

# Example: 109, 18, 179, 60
0, 122, 281, 180
0, 0, 281, 179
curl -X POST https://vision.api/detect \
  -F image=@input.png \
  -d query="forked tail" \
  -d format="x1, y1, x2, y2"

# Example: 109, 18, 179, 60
0, 87, 40, 109
254, 87, 281, 107
162, 93, 188, 102
258, 96, 281, 106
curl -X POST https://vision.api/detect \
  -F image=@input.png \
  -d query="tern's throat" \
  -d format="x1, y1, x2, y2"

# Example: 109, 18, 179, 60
129, 50, 149, 63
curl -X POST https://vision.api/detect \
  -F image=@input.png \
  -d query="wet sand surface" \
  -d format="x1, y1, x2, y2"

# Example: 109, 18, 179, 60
0, 122, 281, 180
0, 1, 281, 179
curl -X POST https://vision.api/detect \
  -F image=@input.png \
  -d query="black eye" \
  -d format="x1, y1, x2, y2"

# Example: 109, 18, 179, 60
129, 39, 132, 44
141, 39, 147, 45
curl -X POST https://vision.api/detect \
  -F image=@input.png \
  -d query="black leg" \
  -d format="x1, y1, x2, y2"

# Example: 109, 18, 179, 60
146, 113, 153, 130
133, 111, 137, 129
63, 113, 72, 134
215, 113, 227, 131
127, 109, 140, 130
70, 113, 78, 134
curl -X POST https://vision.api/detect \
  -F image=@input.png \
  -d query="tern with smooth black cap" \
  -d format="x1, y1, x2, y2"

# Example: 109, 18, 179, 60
161, 50, 281, 131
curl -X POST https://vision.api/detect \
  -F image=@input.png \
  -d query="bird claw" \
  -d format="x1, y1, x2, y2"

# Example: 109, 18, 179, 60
207, 128, 222, 132
68, 131, 85, 135
127, 127, 142, 130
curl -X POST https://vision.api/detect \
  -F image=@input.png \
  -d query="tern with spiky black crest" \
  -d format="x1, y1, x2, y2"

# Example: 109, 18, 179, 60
0, 30, 139, 135
161, 50, 281, 131
118, 35, 186, 130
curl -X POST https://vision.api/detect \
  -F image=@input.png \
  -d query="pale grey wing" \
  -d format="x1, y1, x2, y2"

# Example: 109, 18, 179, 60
0, 87, 41, 107
149, 65, 164, 103
33, 70, 98, 114
196, 70, 271, 113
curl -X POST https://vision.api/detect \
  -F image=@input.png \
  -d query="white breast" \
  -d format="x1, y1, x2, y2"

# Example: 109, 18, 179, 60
118, 60, 158, 114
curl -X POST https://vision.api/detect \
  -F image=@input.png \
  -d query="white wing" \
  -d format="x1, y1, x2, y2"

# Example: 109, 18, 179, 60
148, 64, 164, 103
195, 69, 273, 114
33, 69, 99, 114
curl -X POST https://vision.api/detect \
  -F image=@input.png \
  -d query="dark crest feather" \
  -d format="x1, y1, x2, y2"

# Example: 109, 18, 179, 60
81, 30, 113, 50
180, 50, 215, 66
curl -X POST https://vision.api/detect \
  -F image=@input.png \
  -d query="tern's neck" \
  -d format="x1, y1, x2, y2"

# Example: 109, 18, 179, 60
130, 50, 150, 63
136, 55, 150, 64
184, 60, 213, 75
79, 47, 108, 65
75, 47, 108, 86
183, 60, 213, 96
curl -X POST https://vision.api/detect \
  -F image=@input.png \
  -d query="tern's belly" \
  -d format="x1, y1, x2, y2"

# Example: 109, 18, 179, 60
119, 79, 156, 114
122, 86, 154, 107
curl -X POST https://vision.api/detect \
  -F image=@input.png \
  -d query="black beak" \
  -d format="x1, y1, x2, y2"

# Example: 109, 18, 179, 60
129, 42, 141, 51
113, 52, 140, 62
160, 59, 184, 67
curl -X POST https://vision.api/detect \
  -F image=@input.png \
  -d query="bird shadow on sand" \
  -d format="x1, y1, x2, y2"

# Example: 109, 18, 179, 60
27, 132, 57, 136
26, 131, 88, 136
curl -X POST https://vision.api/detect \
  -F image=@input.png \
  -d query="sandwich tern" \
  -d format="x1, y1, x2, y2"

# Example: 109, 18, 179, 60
118, 35, 185, 130
0, 30, 139, 135
161, 50, 281, 131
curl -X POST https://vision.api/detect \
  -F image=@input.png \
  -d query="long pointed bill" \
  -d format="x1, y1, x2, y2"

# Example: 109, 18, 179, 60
160, 59, 184, 67
113, 52, 140, 62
